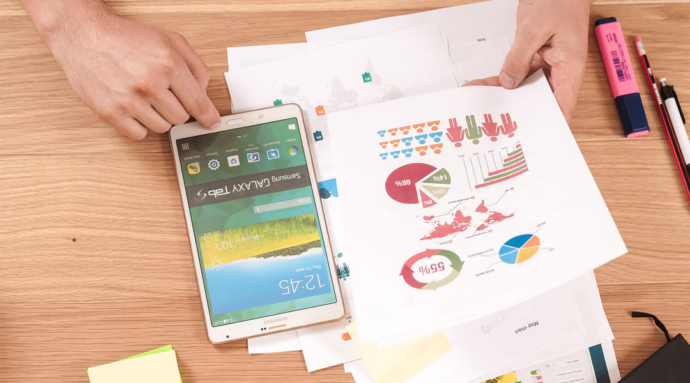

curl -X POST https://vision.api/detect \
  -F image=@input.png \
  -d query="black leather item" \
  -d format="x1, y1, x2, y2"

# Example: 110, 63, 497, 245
621, 312, 690, 382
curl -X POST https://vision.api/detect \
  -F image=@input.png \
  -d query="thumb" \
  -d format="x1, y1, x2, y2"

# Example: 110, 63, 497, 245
500, 28, 549, 89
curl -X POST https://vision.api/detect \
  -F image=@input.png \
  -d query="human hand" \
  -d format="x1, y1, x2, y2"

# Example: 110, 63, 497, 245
34, 4, 220, 139
466, 0, 591, 123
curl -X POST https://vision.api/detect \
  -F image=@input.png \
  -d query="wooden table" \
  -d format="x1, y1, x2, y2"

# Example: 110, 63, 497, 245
1, 0, 689, 381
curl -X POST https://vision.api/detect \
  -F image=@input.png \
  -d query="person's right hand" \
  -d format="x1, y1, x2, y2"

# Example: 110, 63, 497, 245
43, 7, 221, 139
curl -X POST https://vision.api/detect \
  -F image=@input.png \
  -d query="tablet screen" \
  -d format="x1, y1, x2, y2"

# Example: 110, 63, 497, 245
176, 118, 336, 327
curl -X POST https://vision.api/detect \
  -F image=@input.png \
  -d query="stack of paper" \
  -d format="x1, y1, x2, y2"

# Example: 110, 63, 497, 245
223, 1, 626, 382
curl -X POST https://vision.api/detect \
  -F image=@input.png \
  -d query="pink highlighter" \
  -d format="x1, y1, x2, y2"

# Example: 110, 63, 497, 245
594, 17, 650, 137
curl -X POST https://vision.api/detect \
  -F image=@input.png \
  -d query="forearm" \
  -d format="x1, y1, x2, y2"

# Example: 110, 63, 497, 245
19, 0, 113, 49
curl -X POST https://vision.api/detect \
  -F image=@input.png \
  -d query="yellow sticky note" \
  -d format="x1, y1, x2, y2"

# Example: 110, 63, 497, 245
346, 322, 452, 383
482, 372, 519, 383
88, 349, 181, 383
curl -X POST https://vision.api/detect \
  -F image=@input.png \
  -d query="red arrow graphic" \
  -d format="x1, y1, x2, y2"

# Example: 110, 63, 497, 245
400, 249, 440, 289
403, 249, 439, 269
400, 264, 427, 289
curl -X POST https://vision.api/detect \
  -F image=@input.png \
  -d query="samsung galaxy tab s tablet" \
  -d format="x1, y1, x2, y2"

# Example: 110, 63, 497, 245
170, 104, 345, 343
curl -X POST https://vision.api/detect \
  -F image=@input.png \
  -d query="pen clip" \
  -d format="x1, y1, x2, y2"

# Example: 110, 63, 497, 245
672, 86, 686, 124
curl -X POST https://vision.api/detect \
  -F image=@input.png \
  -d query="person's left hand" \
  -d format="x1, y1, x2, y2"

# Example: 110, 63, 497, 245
466, 0, 592, 123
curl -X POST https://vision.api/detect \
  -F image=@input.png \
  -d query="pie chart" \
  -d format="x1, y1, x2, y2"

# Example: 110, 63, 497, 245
499, 234, 540, 264
385, 163, 451, 208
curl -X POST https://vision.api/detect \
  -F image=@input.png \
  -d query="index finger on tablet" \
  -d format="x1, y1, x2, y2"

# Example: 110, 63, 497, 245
170, 68, 221, 129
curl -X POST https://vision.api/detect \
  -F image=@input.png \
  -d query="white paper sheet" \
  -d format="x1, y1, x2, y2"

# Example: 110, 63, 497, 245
451, 38, 512, 84
306, 0, 518, 48
227, 42, 339, 72
347, 359, 375, 383
454, 52, 507, 85
298, 314, 360, 372
226, 23, 458, 368
449, 38, 512, 63
326, 72, 626, 344
227, 43, 310, 72
248, 331, 301, 354
408, 272, 613, 383
226, 23, 457, 182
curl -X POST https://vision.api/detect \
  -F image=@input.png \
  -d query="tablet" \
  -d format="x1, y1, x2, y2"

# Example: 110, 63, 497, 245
170, 104, 345, 343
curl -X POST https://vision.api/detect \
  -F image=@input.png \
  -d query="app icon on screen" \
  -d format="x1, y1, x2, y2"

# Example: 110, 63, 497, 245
247, 152, 260, 163
267, 149, 280, 160
208, 159, 220, 170
187, 162, 200, 175
288, 124, 296, 130
227, 155, 240, 167
288, 146, 299, 156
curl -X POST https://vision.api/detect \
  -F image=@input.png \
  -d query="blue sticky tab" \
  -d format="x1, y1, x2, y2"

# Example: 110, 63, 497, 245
588, 344, 611, 383
615, 93, 650, 137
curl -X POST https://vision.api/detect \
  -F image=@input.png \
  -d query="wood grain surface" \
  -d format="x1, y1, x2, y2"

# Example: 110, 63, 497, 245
2, 0, 690, 382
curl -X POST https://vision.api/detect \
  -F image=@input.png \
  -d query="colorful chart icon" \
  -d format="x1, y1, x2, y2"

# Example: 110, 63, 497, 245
400, 249, 463, 290
288, 145, 299, 156
385, 163, 451, 208
499, 234, 540, 264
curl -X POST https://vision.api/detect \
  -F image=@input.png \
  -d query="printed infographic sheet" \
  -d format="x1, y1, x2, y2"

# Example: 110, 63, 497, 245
327, 72, 627, 344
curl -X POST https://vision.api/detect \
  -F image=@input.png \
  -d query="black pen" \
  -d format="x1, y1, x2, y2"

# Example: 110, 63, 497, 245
660, 78, 690, 176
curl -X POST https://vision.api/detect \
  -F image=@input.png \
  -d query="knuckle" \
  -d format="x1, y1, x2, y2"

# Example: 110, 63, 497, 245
199, 63, 211, 79
149, 122, 173, 134
160, 51, 180, 74
172, 112, 191, 126
132, 73, 157, 95
95, 105, 119, 123
117, 96, 137, 113
169, 32, 186, 44
128, 128, 148, 140
189, 96, 211, 117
